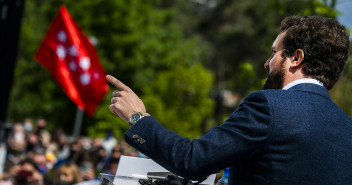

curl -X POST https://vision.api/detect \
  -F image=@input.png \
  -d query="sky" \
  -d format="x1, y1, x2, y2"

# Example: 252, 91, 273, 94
336, 0, 352, 38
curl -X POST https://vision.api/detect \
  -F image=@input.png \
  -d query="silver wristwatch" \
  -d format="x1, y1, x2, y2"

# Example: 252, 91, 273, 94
128, 112, 150, 126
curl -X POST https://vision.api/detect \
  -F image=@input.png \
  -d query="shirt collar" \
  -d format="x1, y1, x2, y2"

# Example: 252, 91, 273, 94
282, 78, 324, 90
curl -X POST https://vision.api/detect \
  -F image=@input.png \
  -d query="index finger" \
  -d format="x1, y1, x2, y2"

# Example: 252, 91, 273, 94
106, 75, 129, 91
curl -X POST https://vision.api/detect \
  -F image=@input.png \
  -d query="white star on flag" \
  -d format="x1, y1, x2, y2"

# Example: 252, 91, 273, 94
80, 73, 91, 85
79, 57, 91, 70
57, 31, 67, 42
68, 61, 77, 71
56, 45, 66, 60
69, 45, 78, 56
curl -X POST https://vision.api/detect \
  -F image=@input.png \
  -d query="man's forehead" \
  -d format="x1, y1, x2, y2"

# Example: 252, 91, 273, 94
272, 32, 285, 49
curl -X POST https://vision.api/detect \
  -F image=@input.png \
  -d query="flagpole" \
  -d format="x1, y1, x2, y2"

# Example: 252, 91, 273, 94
73, 107, 84, 137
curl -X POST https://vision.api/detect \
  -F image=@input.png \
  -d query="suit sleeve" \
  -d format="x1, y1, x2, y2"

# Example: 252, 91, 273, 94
124, 91, 272, 180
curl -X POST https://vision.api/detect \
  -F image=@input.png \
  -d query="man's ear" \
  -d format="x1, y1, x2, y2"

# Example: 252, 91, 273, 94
291, 49, 304, 67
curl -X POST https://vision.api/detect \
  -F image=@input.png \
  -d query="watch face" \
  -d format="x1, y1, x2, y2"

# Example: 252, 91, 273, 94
130, 113, 142, 124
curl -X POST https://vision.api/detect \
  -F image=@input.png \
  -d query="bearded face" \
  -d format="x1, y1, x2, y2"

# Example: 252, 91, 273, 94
263, 58, 286, 89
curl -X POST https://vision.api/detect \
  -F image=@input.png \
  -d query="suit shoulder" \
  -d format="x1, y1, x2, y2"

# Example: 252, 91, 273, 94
237, 90, 276, 113
241, 90, 292, 111
245, 89, 285, 101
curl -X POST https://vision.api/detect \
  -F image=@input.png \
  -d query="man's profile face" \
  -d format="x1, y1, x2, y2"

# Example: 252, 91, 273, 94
263, 32, 287, 89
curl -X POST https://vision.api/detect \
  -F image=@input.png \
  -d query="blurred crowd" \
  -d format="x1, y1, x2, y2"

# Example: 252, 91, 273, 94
0, 118, 141, 185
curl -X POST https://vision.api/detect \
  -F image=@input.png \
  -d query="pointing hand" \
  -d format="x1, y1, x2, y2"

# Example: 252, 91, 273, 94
106, 75, 146, 123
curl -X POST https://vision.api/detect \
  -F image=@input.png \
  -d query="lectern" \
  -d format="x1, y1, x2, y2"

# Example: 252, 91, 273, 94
99, 155, 216, 185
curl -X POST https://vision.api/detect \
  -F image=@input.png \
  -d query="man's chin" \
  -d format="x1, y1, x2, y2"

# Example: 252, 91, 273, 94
263, 81, 272, 89
263, 79, 283, 89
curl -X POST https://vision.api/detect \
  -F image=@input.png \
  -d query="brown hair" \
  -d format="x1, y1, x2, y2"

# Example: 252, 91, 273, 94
280, 16, 350, 90
55, 163, 81, 185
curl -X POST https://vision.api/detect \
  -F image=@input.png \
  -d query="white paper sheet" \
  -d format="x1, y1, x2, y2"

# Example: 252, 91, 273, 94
113, 155, 216, 185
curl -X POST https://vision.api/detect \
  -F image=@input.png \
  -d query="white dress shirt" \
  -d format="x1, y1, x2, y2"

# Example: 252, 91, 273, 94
282, 78, 324, 90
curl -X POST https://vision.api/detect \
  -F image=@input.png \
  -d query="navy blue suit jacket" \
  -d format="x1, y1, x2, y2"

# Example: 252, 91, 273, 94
124, 83, 352, 185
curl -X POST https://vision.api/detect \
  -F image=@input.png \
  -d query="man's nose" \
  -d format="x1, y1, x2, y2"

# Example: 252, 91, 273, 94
264, 60, 269, 70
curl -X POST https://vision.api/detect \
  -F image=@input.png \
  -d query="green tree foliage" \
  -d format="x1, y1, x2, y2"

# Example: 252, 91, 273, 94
89, 64, 215, 139
63, 0, 207, 90
141, 64, 214, 138
330, 46, 352, 115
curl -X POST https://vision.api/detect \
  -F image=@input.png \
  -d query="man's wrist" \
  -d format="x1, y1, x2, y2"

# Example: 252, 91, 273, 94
128, 112, 150, 126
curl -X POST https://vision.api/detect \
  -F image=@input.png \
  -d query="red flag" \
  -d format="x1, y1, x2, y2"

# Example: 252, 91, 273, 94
35, 5, 109, 116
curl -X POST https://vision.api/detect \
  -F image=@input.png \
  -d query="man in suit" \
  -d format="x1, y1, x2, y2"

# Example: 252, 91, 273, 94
107, 16, 351, 185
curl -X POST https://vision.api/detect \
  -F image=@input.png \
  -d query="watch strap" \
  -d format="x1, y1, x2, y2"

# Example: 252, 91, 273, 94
140, 112, 151, 117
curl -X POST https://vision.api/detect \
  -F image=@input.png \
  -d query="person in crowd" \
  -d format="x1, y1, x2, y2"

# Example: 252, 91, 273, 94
67, 138, 83, 164
107, 15, 351, 184
34, 119, 47, 136
76, 153, 97, 182
45, 142, 58, 170
102, 157, 119, 175
55, 133, 70, 167
34, 119, 51, 149
9, 158, 53, 185
4, 123, 27, 172
90, 146, 107, 172
26, 131, 41, 154
54, 163, 81, 185
0, 120, 147, 184
90, 138, 103, 152
110, 146, 124, 160
23, 119, 33, 134
127, 149, 138, 157
101, 145, 123, 172
31, 148, 48, 174
102, 130, 117, 155
76, 137, 92, 152
0, 171, 13, 185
